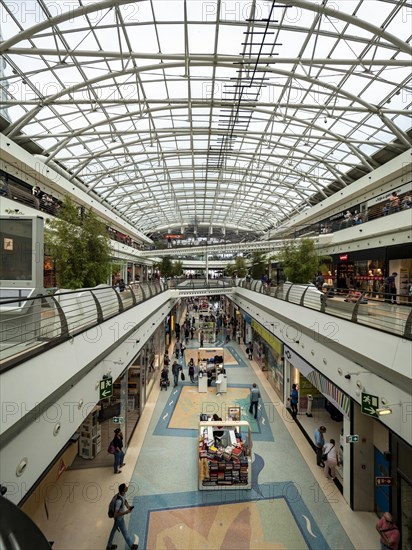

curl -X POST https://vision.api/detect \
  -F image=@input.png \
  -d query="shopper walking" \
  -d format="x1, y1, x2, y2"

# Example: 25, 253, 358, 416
172, 361, 182, 387
249, 383, 261, 419
247, 341, 253, 360
314, 426, 327, 467
112, 428, 125, 474
106, 483, 139, 550
289, 384, 299, 418
322, 438, 338, 479
188, 358, 195, 383
175, 340, 182, 359
376, 512, 400, 550
200, 330, 204, 348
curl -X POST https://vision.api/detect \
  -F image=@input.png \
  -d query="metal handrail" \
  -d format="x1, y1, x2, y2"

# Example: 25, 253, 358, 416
248, 281, 411, 339
0, 282, 162, 370
1, 278, 410, 370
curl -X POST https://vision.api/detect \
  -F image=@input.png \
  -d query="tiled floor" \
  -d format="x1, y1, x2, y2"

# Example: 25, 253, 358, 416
30, 335, 380, 550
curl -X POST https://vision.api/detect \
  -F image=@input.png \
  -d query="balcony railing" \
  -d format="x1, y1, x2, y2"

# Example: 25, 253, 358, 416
239, 280, 412, 340
1, 277, 410, 371
0, 281, 167, 371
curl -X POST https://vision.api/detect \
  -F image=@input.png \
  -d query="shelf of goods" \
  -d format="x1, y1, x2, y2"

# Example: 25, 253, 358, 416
198, 420, 252, 490
198, 321, 216, 344
79, 406, 101, 459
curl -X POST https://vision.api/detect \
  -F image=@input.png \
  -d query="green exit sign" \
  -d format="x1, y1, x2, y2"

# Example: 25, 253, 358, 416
346, 435, 359, 443
99, 377, 113, 400
113, 416, 124, 424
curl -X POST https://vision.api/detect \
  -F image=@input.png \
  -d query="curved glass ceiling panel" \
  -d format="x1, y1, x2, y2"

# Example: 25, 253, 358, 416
0, 0, 411, 240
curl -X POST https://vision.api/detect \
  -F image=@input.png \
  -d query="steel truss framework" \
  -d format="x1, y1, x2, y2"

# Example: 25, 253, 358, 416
0, 0, 411, 242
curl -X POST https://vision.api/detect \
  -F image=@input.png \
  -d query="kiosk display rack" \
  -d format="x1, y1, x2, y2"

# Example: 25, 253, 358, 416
198, 320, 216, 344
79, 406, 102, 459
198, 420, 252, 490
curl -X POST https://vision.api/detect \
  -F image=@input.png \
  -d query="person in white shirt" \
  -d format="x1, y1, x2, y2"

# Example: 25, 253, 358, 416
322, 438, 339, 479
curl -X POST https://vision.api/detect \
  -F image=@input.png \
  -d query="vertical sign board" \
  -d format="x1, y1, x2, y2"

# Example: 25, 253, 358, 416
99, 377, 113, 400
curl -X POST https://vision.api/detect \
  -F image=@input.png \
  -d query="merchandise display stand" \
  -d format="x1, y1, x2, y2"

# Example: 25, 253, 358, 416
197, 348, 226, 392
198, 420, 252, 490
198, 320, 216, 344
79, 406, 101, 459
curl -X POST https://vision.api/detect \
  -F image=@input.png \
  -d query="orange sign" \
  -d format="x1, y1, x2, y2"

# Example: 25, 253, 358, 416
166, 234, 184, 239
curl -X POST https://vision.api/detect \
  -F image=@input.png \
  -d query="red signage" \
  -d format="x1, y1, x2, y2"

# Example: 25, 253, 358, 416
375, 476, 393, 486
166, 234, 184, 239
57, 458, 66, 479
339, 254, 348, 261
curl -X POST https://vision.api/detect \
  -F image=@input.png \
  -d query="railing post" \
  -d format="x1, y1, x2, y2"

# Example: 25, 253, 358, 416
49, 295, 69, 338
90, 291, 104, 323
404, 308, 412, 339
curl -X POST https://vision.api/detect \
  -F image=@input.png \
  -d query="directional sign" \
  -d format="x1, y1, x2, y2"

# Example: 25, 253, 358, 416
361, 392, 379, 418
99, 377, 113, 400
346, 435, 359, 443
112, 416, 123, 424
376, 477, 393, 486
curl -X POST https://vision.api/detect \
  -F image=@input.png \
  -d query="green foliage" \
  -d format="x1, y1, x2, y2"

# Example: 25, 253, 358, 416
157, 256, 173, 277
173, 260, 183, 277
45, 197, 112, 289
277, 239, 321, 284
225, 256, 248, 277
250, 250, 267, 279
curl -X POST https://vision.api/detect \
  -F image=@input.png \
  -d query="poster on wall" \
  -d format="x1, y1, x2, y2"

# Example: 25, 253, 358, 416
284, 346, 350, 418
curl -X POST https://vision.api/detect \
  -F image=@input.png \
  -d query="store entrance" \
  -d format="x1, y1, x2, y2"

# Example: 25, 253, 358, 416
337, 262, 354, 291
289, 369, 346, 492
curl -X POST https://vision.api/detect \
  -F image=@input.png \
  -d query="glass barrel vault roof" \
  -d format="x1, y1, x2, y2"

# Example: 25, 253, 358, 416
0, 0, 411, 240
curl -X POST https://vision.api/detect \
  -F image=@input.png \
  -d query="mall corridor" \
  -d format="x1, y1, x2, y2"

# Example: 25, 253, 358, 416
27, 331, 379, 550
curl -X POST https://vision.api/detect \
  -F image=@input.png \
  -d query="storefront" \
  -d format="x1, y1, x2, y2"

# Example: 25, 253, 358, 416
250, 320, 284, 400
331, 243, 411, 300
284, 346, 351, 501
74, 322, 164, 470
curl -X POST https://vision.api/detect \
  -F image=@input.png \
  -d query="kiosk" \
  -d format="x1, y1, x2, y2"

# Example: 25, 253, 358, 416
198, 420, 252, 490
197, 348, 226, 393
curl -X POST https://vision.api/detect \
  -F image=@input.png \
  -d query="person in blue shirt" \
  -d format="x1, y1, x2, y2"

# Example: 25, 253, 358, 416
290, 384, 299, 418
249, 383, 261, 419
314, 426, 327, 467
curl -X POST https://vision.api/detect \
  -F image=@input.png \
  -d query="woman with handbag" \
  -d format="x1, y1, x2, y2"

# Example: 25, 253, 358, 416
322, 438, 338, 480
113, 428, 125, 474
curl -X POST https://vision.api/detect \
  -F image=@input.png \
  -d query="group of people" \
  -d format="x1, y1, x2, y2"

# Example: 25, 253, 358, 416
383, 191, 411, 215
313, 426, 340, 480
105, 302, 402, 550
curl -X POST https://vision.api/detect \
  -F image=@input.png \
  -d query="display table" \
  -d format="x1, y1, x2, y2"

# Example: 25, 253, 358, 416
197, 348, 227, 393
198, 420, 252, 490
